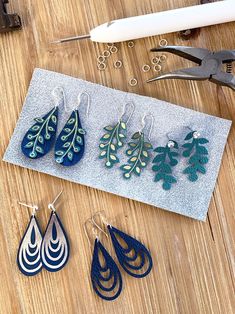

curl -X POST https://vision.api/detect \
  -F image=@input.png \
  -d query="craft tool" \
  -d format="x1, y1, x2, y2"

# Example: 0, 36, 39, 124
0, 0, 21, 33
52, 1, 235, 44
147, 46, 235, 91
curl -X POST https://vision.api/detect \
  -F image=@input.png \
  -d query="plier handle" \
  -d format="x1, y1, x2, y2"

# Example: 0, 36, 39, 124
147, 46, 235, 91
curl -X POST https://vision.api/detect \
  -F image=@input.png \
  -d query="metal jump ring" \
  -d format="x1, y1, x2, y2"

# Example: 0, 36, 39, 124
97, 62, 107, 71
151, 57, 160, 64
110, 46, 118, 53
129, 78, 138, 86
159, 39, 168, 47
128, 41, 135, 48
153, 64, 162, 72
160, 54, 167, 62
114, 60, 123, 69
103, 50, 111, 58
97, 55, 105, 63
142, 64, 150, 72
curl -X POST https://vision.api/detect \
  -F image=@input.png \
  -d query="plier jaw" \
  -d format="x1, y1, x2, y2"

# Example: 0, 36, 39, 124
147, 46, 235, 91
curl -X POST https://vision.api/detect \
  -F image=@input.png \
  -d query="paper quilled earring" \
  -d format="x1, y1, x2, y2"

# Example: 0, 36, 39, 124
41, 190, 70, 272
17, 202, 43, 276
92, 211, 153, 279
182, 129, 209, 182
99, 102, 135, 168
21, 87, 63, 159
120, 114, 153, 179
152, 139, 179, 190
55, 92, 90, 166
84, 218, 122, 301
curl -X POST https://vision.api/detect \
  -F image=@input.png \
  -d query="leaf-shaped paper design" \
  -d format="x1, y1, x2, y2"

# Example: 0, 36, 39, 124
21, 107, 58, 159
99, 120, 126, 168
54, 110, 86, 166
182, 131, 209, 182
121, 132, 152, 179
152, 141, 178, 190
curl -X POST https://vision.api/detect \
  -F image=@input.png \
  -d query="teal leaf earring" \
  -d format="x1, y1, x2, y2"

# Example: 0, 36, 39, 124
152, 139, 179, 190
55, 92, 90, 166
121, 114, 154, 179
21, 87, 63, 159
99, 102, 135, 168
182, 130, 209, 182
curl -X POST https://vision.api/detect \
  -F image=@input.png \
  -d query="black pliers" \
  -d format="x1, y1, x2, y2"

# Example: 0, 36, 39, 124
147, 46, 235, 91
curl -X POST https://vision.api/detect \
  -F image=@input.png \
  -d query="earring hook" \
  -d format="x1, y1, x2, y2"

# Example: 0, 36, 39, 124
119, 101, 135, 125
140, 113, 154, 141
51, 86, 69, 111
76, 92, 91, 118
84, 218, 107, 246
92, 210, 111, 229
18, 201, 39, 216
48, 189, 63, 212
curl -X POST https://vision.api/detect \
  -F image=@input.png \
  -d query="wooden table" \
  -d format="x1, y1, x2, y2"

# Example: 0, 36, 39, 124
0, 1, 234, 313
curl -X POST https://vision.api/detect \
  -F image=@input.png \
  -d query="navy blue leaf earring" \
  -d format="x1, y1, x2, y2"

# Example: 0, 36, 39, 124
55, 92, 90, 166
84, 219, 122, 301
21, 87, 63, 159
152, 138, 179, 190
41, 190, 70, 272
93, 211, 153, 278
182, 129, 209, 182
17, 202, 43, 276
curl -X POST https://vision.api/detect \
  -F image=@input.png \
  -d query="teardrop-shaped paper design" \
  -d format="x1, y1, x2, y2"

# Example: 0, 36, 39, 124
108, 225, 153, 278
91, 239, 122, 301
41, 212, 70, 272
21, 107, 58, 159
54, 110, 86, 166
17, 216, 43, 276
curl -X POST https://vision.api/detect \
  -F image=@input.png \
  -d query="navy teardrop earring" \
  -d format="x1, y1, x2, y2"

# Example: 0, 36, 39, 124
41, 190, 70, 272
84, 219, 123, 301
17, 201, 43, 276
92, 211, 153, 278
21, 87, 63, 159
55, 92, 90, 166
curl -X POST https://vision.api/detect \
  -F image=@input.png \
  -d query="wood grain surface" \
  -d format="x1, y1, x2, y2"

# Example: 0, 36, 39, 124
0, 0, 234, 313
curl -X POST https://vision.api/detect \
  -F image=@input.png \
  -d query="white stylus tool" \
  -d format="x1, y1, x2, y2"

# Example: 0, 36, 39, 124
52, 0, 235, 44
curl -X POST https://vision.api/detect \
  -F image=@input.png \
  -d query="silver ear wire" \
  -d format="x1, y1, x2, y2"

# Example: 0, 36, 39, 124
119, 101, 135, 124
18, 201, 39, 216
84, 217, 108, 246
51, 86, 67, 109
140, 113, 154, 141
76, 92, 91, 118
48, 189, 63, 212
92, 210, 111, 229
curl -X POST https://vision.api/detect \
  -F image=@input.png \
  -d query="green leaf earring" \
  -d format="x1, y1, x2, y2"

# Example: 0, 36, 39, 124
99, 102, 135, 168
182, 130, 209, 182
152, 139, 179, 190
121, 114, 154, 179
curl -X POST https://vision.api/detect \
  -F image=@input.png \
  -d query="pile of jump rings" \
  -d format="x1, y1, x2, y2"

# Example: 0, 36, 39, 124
96, 38, 169, 87
96, 43, 120, 71
141, 38, 168, 75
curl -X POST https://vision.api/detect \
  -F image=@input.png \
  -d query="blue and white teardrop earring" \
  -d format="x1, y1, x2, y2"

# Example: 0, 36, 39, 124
54, 92, 90, 166
41, 190, 70, 272
17, 201, 43, 276
84, 219, 123, 301
92, 211, 153, 279
21, 87, 64, 159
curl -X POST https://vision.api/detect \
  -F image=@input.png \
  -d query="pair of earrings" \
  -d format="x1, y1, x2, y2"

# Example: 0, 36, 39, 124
85, 211, 153, 301
17, 191, 69, 276
21, 87, 89, 166
99, 102, 154, 179
152, 130, 209, 190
